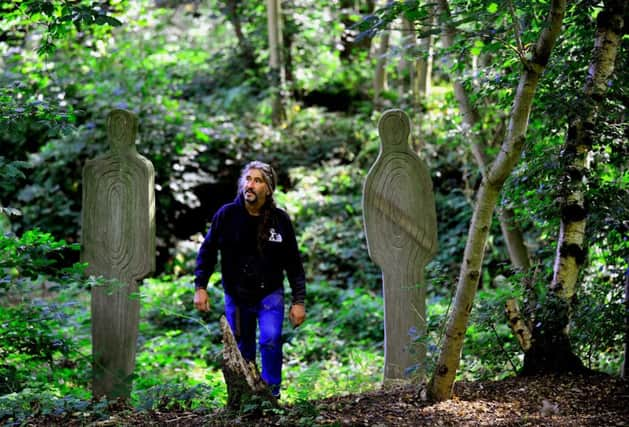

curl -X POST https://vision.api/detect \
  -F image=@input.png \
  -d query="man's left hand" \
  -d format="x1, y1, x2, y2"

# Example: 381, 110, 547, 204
289, 304, 306, 327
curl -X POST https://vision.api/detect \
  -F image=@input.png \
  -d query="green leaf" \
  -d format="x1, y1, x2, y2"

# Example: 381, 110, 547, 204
471, 40, 485, 56
487, 3, 499, 14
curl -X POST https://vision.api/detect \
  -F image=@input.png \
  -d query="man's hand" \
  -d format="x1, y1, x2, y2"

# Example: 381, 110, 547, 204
289, 303, 306, 327
194, 288, 210, 312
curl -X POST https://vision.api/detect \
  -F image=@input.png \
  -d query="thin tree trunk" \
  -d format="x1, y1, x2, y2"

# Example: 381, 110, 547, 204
267, 0, 285, 125
398, 17, 414, 98
435, 0, 531, 271
373, 30, 390, 107
620, 268, 629, 378
402, 16, 433, 113
223, 0, 257, 71
429, 0, 566, 401
499, 207, 531, 270
415, 14, 434, 99
522, 0, 626, 375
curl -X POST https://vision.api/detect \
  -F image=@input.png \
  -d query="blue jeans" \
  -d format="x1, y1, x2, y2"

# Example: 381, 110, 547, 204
224, 288, 284, 396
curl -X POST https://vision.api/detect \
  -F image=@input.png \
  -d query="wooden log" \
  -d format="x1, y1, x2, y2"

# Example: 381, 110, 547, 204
220, 315, 277, 410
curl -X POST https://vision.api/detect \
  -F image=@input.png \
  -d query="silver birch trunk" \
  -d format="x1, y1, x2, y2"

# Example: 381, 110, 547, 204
550, 1, 624, 300
429, 0, 566, 401
522, 0, 625, 374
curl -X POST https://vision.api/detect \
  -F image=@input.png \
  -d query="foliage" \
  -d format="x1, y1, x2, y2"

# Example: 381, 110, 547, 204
280, 164, 382, 291
1, 0, 123, 55
570, 253, 626, 373
0, 158, 31, 215
0, 230, 89, 402
134, 383, 219, 412
0, 389, 110, 426
0, 229, 83, 283
0, 0, 124, 145
463, 286, 524, 380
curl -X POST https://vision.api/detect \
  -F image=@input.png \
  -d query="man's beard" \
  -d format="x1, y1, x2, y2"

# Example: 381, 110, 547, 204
244, 190, 257, 204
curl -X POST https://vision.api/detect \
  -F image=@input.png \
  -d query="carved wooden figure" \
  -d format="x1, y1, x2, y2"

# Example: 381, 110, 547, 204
81, 109, 155, 399
362, 109, 438, 381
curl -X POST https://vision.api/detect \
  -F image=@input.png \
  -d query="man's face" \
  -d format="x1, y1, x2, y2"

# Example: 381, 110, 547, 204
242, 168, 269, 206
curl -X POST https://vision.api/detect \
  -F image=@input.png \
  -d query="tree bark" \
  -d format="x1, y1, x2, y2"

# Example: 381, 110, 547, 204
623, 268, 628, 379
499, 207, 531, 270
373, 29, 390, 107
223, 0, 257, 72
505, 299, 532, 351
429, 0, 566, 401
398, 17, 414, 98
267, 0, 285, 125
522, 0, 626, 375
414, 14, 434, 100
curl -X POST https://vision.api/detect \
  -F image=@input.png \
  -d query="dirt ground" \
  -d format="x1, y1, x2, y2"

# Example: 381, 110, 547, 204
30, 373, 629, 426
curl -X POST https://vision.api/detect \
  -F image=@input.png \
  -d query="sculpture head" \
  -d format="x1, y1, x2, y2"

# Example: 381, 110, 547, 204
106, 109, 138, 154
378, 109, 411, 152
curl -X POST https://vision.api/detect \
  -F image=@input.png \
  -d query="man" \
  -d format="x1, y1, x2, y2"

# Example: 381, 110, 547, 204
193, 160, 306, 398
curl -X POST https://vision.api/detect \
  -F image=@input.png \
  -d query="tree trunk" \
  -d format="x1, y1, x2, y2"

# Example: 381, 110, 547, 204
505, 299, 532, 351
398, 17, 414, 98
282, 11, 295, 87
220, 316, 277, 410
499, 207, 531, 270
373, 29, 390, 107
429, 0, 566, 401
436, 0, 532, 272
522, 0, 626, 375
623, 268, 628, 379
223, 0, 257, 72
267, 0, 285, 125
414, 14, 434, 99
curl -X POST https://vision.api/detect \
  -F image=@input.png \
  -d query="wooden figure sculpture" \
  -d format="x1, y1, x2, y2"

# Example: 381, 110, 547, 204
362, 109, 438, 382
81, 109, 155, 399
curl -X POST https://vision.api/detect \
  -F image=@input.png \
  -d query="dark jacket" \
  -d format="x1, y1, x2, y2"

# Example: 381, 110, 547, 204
194, 194, 306, 305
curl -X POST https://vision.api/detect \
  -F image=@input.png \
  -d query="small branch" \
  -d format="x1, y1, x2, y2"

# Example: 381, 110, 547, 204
165, 414, 199, 424
507, 0, 526, 58
491, 323, 520, 374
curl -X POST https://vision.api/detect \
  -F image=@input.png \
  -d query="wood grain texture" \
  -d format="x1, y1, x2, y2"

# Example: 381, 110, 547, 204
81, 109, 155, 399
362, 109, 438, 381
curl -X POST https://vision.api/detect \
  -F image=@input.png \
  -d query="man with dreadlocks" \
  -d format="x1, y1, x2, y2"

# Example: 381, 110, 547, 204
193, 160, 306, 398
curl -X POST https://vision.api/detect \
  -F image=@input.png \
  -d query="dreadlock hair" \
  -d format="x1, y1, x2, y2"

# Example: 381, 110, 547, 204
238, 161, 278, 254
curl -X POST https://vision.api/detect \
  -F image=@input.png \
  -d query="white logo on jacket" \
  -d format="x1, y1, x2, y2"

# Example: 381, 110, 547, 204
269, 228, 283, 243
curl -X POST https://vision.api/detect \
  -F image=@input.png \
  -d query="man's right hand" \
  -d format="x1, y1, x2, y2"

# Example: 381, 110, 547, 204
194, 288, 210, 312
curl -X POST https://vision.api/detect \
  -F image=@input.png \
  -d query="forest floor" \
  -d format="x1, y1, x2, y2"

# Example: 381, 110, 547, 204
32, 373, 628, 426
